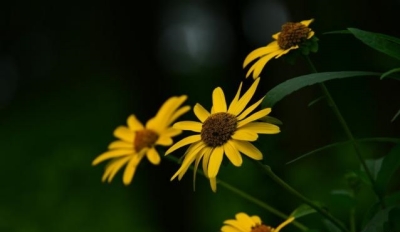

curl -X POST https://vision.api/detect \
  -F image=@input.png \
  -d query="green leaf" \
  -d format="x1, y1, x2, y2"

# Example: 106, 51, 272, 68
331, 189, 356, 207
308, 96, 325, 107
375, 144, 400, 195
380, 67, 400, 80
362, 206, 400, 232
262, 71, 380, 108
290, 204, 317, 219
323, 219, 341, 232
364, 158, 384, 180
348, 28, 400, 61
391, 109, 400, 122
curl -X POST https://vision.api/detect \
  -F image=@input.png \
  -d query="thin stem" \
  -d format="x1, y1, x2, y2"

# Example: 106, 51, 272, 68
304, 56, 385, 208
256, 162, 350, 232
165, 155, 308, 231
349, 207, 356, 232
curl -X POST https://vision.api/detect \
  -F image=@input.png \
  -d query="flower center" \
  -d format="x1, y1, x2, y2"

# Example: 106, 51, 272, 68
277, 22, 311, 49
201, 112, 237, 147
251, 224, 274, 232
134, 129, 159, 152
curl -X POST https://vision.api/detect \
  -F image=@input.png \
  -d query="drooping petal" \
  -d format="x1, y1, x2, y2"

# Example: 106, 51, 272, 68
193, 103, 210, 123
239, 122, 280, 134
108, 140, 133, 149
236, 212, 257, 227
177, 142, 206, 180
212, 87, 227, 113
165, 134, 201, 155
274, 217, 295, 232
122, 152, 144, 185
113, 126, 134, 142
229, 78, 260, 116
209, 177, 217, 192
146, 147, 161, 165
236, 97, 264, 121
170, 141, 204, 180
228, 82, 243, 113
155, 135, 173, 146
207, 146, 224, 178
237, 108, 271, 128
193, 147, 207, 191
233, 140, 263, 160
92, 149, 133, 165
202, 147, 213, 178
243, 41, 280, 68
275, 45, 298, 58
223, 140, 243, 167
231, 129, 258, 141
249, 49, 283, 79
300, 18, 314, 27
167, 105, 191, 126
127, 115, 144, 131
173, 121, 202, 132
102, 156, 131, 183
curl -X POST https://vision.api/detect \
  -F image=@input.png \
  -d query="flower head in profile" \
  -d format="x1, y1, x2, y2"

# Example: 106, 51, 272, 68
221, 212, 295, 232
92, 96, 190, 185
244, 19, 316, 79
165, 78, 280, 192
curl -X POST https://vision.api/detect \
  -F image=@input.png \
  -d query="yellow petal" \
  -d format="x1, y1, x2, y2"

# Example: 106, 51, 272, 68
127, 115, 144, 131
162, 128, 182, 137
231, 129, 258, 141
209, 177, 217, 192
229, 78, 260, 116
170, 141, 204, 180
250, 215, 262, 225
147, 95, 188, 130
202, 147, 213, 178
174, 121, 202, 132
146, 147, 161, 165
224, 219, 250, 231
224, 140, 242, 166
193, 147, 207, 191
272, 32, 280, 40
275, 45, 298, 59
307, 30, 315, 39
122, 153, 144, 185
167, 105, 191, 126
243, 41, 280, 68
178, 142, 206, 180
227, 82, 243, 113
108, 140, 133, 149
237, 108, 271, 128
233, 140, 263, 160
165, 134, 201, 155
212, 87, 227, 113
193, 103, 210, 123
274, 217, 295, 232
113, 126, 134, 142
221, 225, 242, 232
155, 135, 173, 146
239, 122, 280, 134
236, 97, 264, 121
92, 149, 133, 165
250, 49, 283, 79
102, 156, 131, 183
236, 212, 257, 227
300, 18, 314, 27
207, 146, 224, 178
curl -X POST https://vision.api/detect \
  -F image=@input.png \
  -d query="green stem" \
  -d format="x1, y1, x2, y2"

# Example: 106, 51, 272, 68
256, 162, 350, 232
349, 207, 356, 232
304, 55, 385, 208
165, 155, 308, 231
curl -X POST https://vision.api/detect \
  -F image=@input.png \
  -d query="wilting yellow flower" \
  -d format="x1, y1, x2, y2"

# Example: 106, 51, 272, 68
221, 212, 295, 232
165, 78, 280, 192
243, 19, 315, 79
92, 96, 190, 185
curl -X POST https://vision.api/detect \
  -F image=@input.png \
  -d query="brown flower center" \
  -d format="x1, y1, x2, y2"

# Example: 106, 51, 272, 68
134, 129, 159, 152
277, 22, 311, 49
251, 224, 274, 232
201, 112, 237, 147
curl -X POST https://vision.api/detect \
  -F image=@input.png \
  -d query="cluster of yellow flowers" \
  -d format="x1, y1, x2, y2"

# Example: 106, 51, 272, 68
92, 19, 315, 232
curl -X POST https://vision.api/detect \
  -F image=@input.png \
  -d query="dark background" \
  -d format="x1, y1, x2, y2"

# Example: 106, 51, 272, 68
1, 0, 399, 231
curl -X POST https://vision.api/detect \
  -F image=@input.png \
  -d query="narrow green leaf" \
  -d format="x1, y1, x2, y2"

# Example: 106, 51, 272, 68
380, 67, 400, 80
362, 206, 399, 232
331, 190, 356, 207
290, 204, 317, 219
348, 28, 400, 61
391, 109, 400, 122
262, 71, 380, 108
375, 144, 400, 195
308, 96, 325, 107
323, 219, 341, 232
364, 158, 384, 180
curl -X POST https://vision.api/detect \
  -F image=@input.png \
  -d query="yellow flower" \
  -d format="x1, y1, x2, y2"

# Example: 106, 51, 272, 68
92, 96, 190, 185
165, 78, 280, 192
243, 19, 315, 79
221, 212, 295, 232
